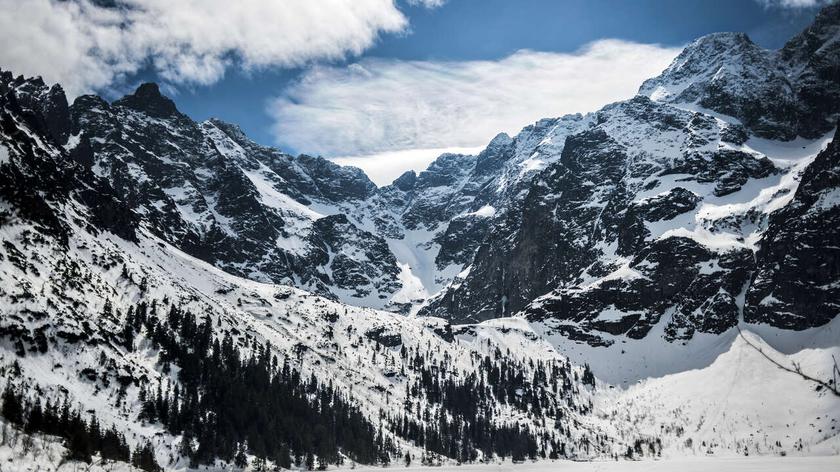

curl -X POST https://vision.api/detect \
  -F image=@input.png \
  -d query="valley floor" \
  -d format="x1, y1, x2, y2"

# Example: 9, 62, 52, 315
358, 456, 840, 472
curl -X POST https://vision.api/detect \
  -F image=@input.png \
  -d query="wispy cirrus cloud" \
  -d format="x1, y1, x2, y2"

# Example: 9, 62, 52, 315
268, 40, 681, 159
408, 0, 448, 7
754, 0, 833, 8
0, 0, 424, 97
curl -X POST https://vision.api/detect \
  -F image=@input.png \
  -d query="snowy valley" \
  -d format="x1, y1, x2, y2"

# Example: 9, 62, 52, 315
0, 3, 839, 472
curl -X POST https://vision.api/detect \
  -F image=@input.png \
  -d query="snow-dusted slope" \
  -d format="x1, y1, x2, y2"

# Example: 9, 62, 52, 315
597, 329, 840, 458
0, 157, 605, 469
1, 205, 834, 469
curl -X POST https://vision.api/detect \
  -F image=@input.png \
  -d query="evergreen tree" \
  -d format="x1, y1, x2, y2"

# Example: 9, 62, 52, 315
234, 442, 248, 469
65, 419, 93, 464
132, 442, 161, 472
1, 385, 23, 425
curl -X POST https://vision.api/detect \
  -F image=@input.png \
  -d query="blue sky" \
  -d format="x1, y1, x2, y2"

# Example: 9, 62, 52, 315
165, 0, 821, 151
0, 0, 828, 183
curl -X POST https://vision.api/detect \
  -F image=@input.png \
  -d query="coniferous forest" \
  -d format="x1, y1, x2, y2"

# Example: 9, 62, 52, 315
1, 298, 603, 470
128, 303, 390, 468
2, 377, 156, 470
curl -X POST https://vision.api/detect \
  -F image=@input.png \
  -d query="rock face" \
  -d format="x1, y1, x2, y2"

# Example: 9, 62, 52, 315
745, 126, 840, 329
0, 70, 138, 243
423, 97, 777, 338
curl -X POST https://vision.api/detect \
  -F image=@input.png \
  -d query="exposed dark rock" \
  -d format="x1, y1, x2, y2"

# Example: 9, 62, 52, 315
745, 125, 840, 329
365, 326, 402, 347
112, 83, 179, 118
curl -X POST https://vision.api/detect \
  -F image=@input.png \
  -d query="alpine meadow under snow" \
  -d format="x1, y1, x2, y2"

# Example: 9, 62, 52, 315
1, 2, 840, 472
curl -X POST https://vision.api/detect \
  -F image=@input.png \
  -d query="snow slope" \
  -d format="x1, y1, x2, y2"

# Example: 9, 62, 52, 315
594, 329, 840, 458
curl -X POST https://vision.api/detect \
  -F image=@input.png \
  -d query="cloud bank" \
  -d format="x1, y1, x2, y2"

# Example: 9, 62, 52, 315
0, 0, 415, 96
268, 40, 681, 158
332, 146, 483, 186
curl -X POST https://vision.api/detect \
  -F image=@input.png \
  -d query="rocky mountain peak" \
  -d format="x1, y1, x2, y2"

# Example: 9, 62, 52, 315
392, 169, 417, 191
487, 132, 513, 149
637, 4, 840, 141
637, 31, 771, 103
781, 2, 840, 62
0, 70, 72, 145
691, 31, 753, 49
113, 82, 179, 118
206, 117, 250, 143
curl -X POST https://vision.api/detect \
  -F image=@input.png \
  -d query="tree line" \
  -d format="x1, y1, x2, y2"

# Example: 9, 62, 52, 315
1, 367, 161, 471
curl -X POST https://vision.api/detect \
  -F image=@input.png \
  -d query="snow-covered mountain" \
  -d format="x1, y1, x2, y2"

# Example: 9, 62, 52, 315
423, 4, 840, 343
0, 71, 614, 469
70, 83, 412, 312
1, 3, 839, 471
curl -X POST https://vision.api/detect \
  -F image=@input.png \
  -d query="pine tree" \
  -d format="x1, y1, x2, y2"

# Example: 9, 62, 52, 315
0, 385, 23, 425
24, 398, 43, 434
65, 422, 93, 464
276, 443, 292, 469
132, 442, 161, 472
235, 442, 249, 469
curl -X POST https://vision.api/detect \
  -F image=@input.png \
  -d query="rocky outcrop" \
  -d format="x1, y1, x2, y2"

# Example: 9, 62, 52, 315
0, 71, 138, 243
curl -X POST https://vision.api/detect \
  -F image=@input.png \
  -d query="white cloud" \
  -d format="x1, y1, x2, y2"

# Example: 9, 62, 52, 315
755, 0, 832, 7
408, 0, 448, 7
268, 40, 681, 157
331, 146, 483, 186
0, 0, 414, 96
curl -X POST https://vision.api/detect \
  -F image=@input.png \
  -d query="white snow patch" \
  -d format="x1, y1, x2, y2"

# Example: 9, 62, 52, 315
390, 261, 430, 309
519, 152, 547, 175
245, 168, 325, 220
597, 330, 840, 458
467, 205, 497, 218
658, 226, 748, 252
63, 133, 82, 151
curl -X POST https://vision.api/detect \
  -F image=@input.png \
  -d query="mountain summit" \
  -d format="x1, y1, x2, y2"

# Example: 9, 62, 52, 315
113, 82, 180, 118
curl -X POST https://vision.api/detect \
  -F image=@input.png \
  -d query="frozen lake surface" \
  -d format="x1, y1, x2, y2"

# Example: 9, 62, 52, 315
354, 456, 840, 471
